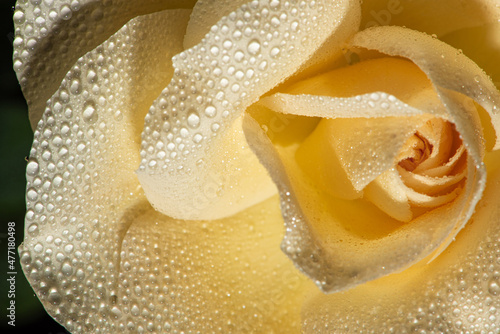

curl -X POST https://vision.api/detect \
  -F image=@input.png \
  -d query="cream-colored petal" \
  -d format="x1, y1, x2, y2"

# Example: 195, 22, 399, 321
244, 97, 482, 293
18, 10, 193, 332
302, 150, 500, 333
183, 0, 251, 49
298, 115, 431, 192
363, 169, 412, 222
420, 145, 467, 178
137, 0, 361, 221
349, 26, 500, 152
441, 22, 500, 90
259, 91, 435, 119
117, 196, 313, 333
398, 166, 467, 195
13, 0, 196, 129
360, 0, 500, 36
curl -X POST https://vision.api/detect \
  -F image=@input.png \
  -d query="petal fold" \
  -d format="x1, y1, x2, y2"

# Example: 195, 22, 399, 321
349, 26, 500, 152
137, 0, 361, 220
244, 43, 489, 292
302, 150, 500, 332
18, 9, 193, 331
13, 0, 196, 129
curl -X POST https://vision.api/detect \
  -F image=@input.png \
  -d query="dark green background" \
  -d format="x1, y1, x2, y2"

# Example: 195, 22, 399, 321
1, 1, 69, 333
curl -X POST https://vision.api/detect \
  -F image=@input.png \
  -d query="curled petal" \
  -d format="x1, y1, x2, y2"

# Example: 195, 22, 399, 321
13, 0, 197, 129
349, 26, 500, 151
441, 22, 500, 90
302, 151, 500, 332
137, 0, 361, 220
183, 0, 251, 49
244, 48, 490, 291
19, 10, 193, 331
116, 196, 313, 333
360, 0, 500, 36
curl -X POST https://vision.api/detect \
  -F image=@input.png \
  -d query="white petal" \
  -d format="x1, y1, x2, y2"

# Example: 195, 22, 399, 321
137, 0, 361, 220
19, 10, 193, 332
13, 0, 196, 129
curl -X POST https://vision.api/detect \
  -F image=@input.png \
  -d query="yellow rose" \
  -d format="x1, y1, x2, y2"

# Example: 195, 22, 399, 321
15, 0, 500, 332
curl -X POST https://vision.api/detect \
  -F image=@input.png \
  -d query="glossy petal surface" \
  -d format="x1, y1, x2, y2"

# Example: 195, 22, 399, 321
137, 0, 361, 220
302, 151, 500, 333
13, 0, 197, 129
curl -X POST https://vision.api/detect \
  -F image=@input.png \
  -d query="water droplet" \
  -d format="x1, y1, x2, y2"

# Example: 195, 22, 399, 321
27, 188, 38, 201
187, 111, 200, 128
27, 223, 39, 237
70, 79, 81, 94
270, 47, 280, 57
27, 161, 39, 176
60, 5, 72, 20
247, 40, 261, 55
488, 280, 500, 295
83, 102, 98, 124
210, 46, 220, 56
204, 105, 217, 118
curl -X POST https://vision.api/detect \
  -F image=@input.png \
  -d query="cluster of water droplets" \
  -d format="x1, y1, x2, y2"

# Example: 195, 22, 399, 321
18, 9, 193, 333
12, 0, 187, 128
301, 196, 500, 332
139, 0, 325, 175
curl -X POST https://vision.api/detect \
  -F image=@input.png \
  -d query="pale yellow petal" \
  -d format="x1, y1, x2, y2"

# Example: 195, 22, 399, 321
13, 0, 196, 130
349, 26, 500, 152
363, 169, 412, 222
441, 22, 500, 90
183, 0, 251, 49
137, 0, 361, 221
18, 10, 193, 331
116, 196, 313, 333
360, 0, 500, 36
299, 115, 431, 192
302, 150, 500, 332
244, 46, 488, 292
244, 105, 476, 292
398, 165, 467, 195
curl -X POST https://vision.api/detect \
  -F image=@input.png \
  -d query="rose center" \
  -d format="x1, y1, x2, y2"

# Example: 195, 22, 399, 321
398, 133, 432, 172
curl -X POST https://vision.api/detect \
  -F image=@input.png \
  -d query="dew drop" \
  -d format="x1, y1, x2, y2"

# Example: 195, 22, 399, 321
270, 47, 280, 57
204, 105, 217, 118
488, 280, 500, 295
27, 188, 38, 201
247, 40, 261, 55
26, 161, 39, 176
27, 223, 39, 237
70, 79, 81, 94
187, 111, 200, 129
83, 102, 98, 124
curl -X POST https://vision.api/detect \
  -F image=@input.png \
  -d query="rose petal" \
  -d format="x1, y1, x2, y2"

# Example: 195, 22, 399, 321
13, 0, 196, 129
116, 196, 313, 333
18, 9, 193, 331
243, 43, 490, 292
259, 57, 450, 119
363, 168, 413, 222
137, 0, 361, 220
183, 0, 251, 49
441, 22, 500, 91
302, 150, 500, 332
297, 115, 432, 192
245, 102, 481, 294
349, 26, 500, 151
360, 0, 500, 36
